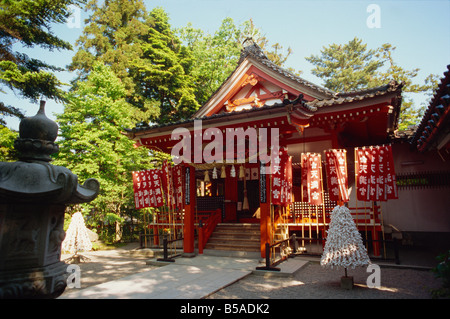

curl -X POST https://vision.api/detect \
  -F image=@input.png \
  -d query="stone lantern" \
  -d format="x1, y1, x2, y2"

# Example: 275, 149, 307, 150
0, 101, 99, 299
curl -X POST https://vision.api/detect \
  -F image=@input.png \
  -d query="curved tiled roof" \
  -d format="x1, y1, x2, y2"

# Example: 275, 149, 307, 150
411, 64, 450, 151
239, 40, 336, 98
126, 42, 403, 136
306, 81, 403, 108
127, 80, 402, 135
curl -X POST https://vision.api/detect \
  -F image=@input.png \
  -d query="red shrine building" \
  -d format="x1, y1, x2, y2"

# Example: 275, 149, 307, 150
126, 42, 450, 259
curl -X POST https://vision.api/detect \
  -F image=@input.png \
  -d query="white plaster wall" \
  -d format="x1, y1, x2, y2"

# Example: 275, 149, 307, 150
382, 142, 450, 232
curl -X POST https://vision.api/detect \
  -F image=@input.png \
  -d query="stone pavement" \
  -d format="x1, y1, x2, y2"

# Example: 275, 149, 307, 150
59, 253, 308, 299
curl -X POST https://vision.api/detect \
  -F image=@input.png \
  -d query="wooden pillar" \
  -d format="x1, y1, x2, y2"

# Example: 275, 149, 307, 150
260, 169, 271, 258
260, 202, 271, 258
153, 224, 159, 246
224, 166, 237, 222
372, 203, 381, 257
183, 164, 196, 257
329, 124, 341, 149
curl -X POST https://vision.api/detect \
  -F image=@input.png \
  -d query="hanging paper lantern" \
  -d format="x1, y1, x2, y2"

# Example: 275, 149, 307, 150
230, 165, 236, 177
221, 165, 226, 178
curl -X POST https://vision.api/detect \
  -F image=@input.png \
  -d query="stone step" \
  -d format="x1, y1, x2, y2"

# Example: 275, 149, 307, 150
204, 242, 260, 252
213, 226, 260, 235
204, 223, 261, 253
209, 234, 261, 241
208, 237, 260, 244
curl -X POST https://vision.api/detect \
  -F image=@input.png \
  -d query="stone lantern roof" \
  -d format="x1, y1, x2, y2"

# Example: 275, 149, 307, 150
0, 101, 99, 204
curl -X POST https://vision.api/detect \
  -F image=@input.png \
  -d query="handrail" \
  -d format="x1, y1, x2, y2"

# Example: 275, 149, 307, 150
157, 235, 184, 262
198, 208, 221, 254
256, 234, 297, 272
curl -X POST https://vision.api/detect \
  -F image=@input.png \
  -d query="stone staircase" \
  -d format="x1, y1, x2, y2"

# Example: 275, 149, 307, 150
204, 223, 261, 254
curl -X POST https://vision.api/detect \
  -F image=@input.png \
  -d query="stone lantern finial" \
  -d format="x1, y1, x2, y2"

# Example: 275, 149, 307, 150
14, 100, 59, 162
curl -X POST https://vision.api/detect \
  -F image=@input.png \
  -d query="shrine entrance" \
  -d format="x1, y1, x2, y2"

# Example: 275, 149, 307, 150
195, 163, 261, 224
126, 42, 403, 259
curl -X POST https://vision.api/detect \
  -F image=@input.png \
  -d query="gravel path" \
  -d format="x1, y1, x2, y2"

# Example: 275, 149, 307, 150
59, 245, 443, 299
207, 261, 441, 299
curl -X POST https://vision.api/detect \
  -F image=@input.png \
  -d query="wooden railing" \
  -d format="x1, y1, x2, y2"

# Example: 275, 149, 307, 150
288, 202, 381, 228
198, 208, 221, 254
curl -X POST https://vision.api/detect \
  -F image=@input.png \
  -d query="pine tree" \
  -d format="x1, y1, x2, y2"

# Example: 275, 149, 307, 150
131, 7, 199, 123
0, 0, 84, 124
70, 1, 199, 124
306, 37, 439, 129
69, 0, 147, 94
321, 205, 370, 270
306, 37, 383, 92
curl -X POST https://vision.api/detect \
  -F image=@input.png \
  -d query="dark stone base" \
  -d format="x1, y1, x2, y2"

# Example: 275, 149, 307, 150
0, 261, 67, 299
340, 276, 354, 290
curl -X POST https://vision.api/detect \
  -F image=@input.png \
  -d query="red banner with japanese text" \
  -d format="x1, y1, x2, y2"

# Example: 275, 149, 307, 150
301, 153, 323, 205
300, 153, 308, 201
148, 169, 164, 207
324, 149, 349, 202
132, 169, 164, 209
355, 145, 398, 202
172, 164, 184, 210
382, 145, 398, 200
367, 147, 379, 201
283, 155, 293, 205
355, 147, 370, 201
270, 147, 292, 206
132, 170, 145, 209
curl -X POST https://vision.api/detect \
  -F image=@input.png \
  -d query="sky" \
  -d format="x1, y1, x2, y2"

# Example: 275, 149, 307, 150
3, 0, 450, 131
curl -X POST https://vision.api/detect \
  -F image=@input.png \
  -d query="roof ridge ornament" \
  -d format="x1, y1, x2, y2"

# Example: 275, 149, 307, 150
240, 37, 268, 62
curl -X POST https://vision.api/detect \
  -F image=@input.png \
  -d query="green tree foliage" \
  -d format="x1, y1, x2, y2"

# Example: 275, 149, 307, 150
177, 18, 242, 106
70, 1, 199, 124
178, 18, 300, 106
69, 0, 147, 94
0, 124, 17, 161
131, 7, 199, 123
0, 0, 84, 124
306, 37, 383, 92
54, 62, 156, 242
306, 37, 439, 130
